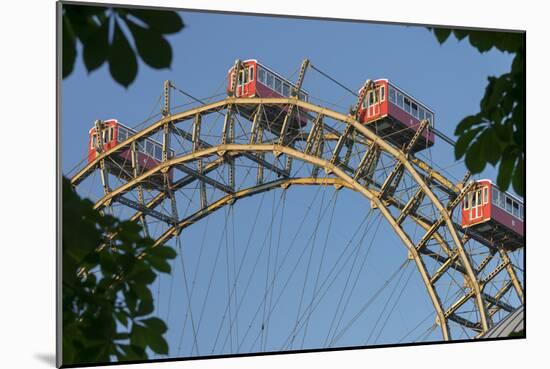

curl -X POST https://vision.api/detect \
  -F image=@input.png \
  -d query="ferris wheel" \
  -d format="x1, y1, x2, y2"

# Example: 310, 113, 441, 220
68, 59, 524, 357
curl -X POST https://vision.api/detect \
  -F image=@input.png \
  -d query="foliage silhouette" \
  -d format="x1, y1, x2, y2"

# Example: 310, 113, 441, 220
62, 4, 184, 87
62, 177, 177, 364
61, 3, 184, 363
429, 28, 525, 196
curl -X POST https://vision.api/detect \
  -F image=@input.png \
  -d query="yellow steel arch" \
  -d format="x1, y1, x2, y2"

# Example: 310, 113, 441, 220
88, 143, 455, 338
72, 96, 525, 339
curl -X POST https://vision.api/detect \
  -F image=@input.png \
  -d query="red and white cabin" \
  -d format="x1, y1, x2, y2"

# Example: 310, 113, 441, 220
88, 119, 174, 187
357, 79, 435, 153
461, 179, 524, 249
226, 59, 309, 131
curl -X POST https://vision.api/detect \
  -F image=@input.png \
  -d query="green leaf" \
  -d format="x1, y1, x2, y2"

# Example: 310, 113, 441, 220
118, 254, 137, 274
114, 333, 130, 340
494, 121, 514, 143
453, 29, 468, 41
115, 311, 128, 327
494, 32, 524, 53
500, 91, 515, 114
141, 317, 167, 334
118, 344, 147, 360
125, 288, 138, 313
147, 335, 169, 355
497, 148, 516, 190
62, 174, 174, 364
481, 75, 512, 112
130, 324, 148, 347
511, 52, 524, 76
99, 250, 118, 274
126, 19, 172, 69
511, 101, 525, 137
149, 245, 177, 260
82, 16, 109, 72
468, 31, 494, 52
108, 20, 138, 88
455, 114, 483, 135
512, 156, 524, 196
464, 139, 486, 173
63, 6, 98, 41
433, 28, 452, 44
62, 16, 77, 78
130, 281, 153, 301
131, 269, 157, 285
480, 128, 502, 166
149, 257, 171, 273
135, 298, 154, 317
125, 8, 184, 34
454, 127, 483, 160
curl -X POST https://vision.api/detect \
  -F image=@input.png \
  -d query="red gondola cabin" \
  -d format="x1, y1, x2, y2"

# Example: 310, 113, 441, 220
357, 79, 435, 153
226, 59, 309, 134
461, 179, 524, 250
88, 119, 174, 188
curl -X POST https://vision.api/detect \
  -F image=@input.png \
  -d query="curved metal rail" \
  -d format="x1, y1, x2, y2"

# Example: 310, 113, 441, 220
71, 95, 524, 341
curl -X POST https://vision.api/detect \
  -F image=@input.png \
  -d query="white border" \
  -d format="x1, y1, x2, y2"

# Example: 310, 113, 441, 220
1, 1, 546, 368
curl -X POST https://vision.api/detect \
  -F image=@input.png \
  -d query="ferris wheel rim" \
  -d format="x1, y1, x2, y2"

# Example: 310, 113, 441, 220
71, 97, 525, 343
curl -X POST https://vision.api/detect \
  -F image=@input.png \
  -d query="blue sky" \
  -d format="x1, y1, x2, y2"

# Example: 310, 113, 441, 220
62, 8, 517, 360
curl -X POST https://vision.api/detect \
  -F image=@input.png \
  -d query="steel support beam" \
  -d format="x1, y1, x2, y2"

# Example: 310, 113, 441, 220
404, 119, 429, 154
256, 126, 265, 185
102, 144, 450, 340
354, 144, 380, 182
430, 250, 460, 284
341, 130, 355, 167
249, 105, 262, 145
305, 113, 323, 155
171, 125, 288, 178
448, 314, 482, 332
72, 97, 462, 197
415, 181, 475, 252
131, 141, 150, 237
277, 59, 310, 148
488, 281, 514, 317
311, 130, 324, 178
481, 260, 510, 286
116, 196, 177, 225
192, 113, 207, 208
94, 120, 110, 195
330, 124, 353, 165
445, 255, 509, 321
353, 80, 373, 119
174, 163, 234, 194
378, 120, 428, 200
128, 156, 230, 224
499, 249, 524, 304
152, 177, 354, 247
396, 187, 425, 225
73, 96, 521, 337
481, 293, 514, 313
476, 250, 497, 276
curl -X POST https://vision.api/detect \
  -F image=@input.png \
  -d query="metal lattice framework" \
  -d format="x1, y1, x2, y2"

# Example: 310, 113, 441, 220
70, 72, 524, 344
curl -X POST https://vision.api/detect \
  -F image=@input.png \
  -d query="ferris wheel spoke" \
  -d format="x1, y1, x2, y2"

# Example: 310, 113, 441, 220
69, 83, 524, 357
239, 186, 337, 352
371, 262, 416, 345
324, 212, 382, 347
281, 209, 385, 350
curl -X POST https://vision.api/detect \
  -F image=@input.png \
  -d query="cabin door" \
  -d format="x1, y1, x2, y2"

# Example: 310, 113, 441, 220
236, 69, 244, 97
368, 88, 381, 118
238, 67, 251, 96
470, 189, 483, 220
